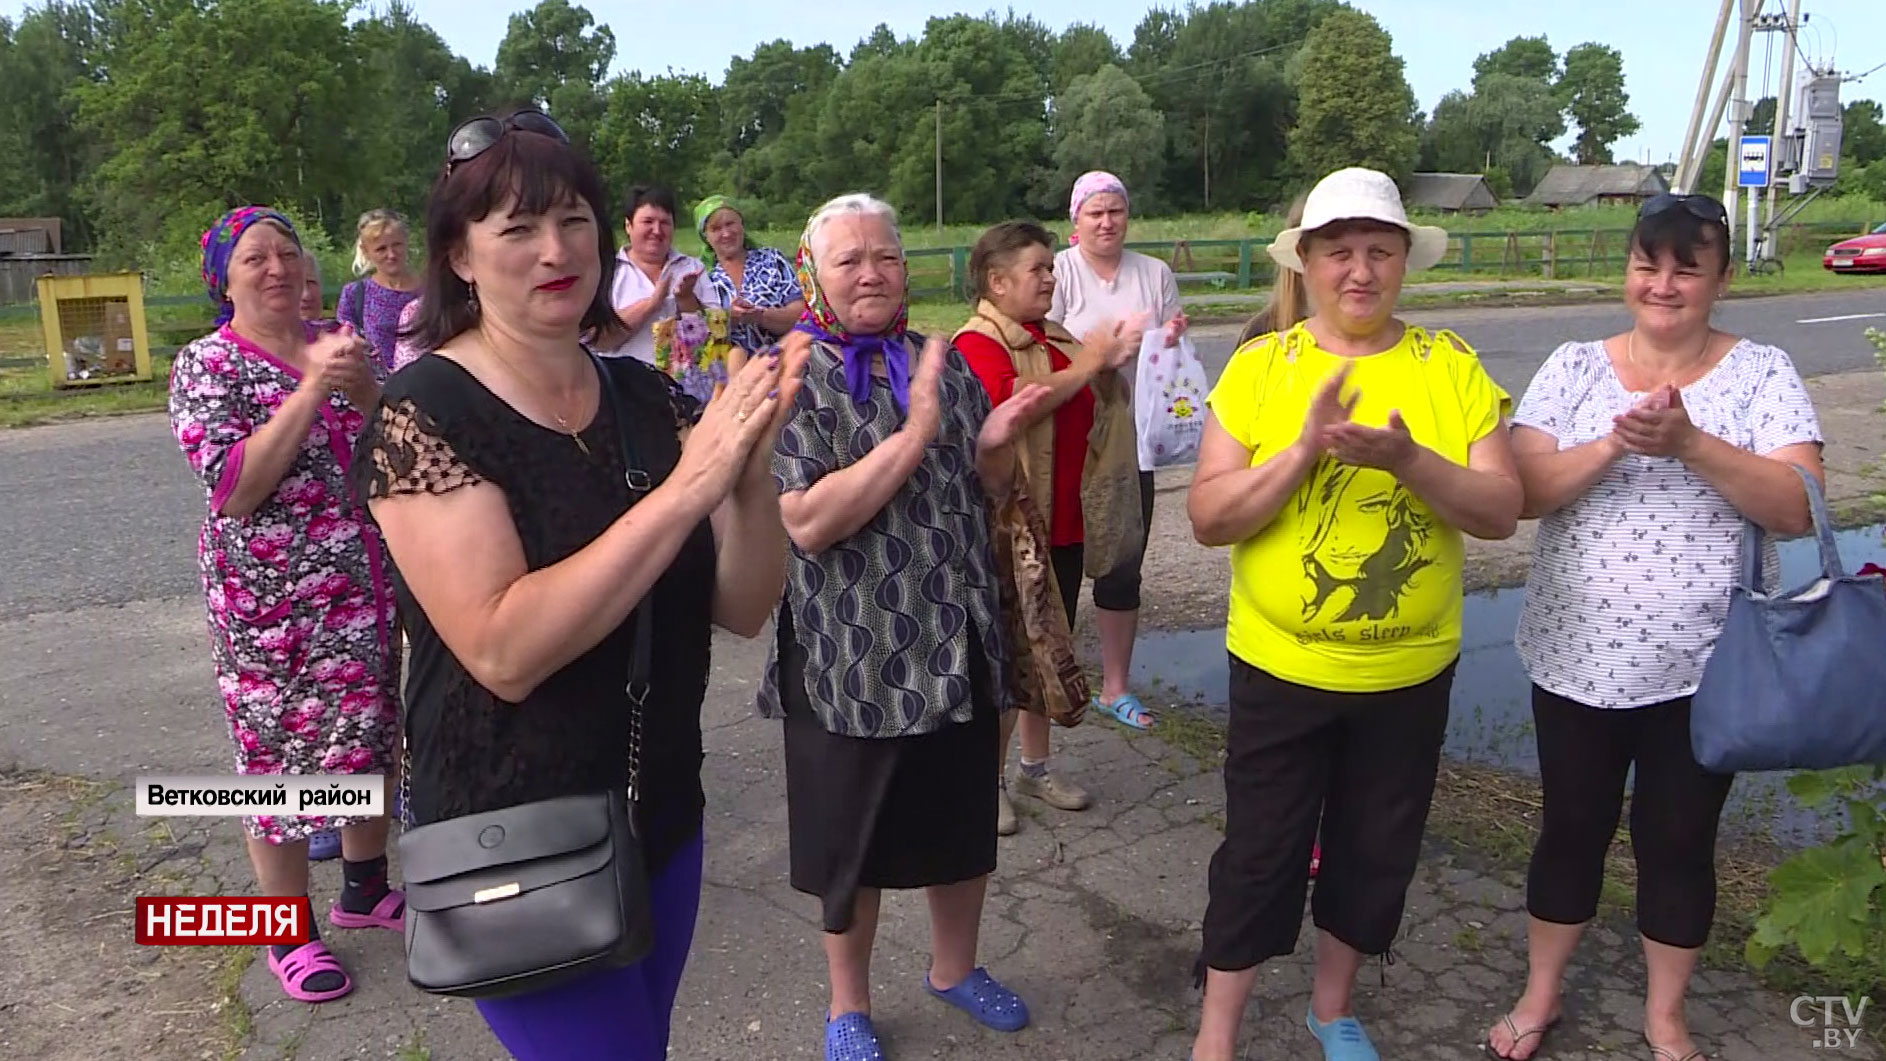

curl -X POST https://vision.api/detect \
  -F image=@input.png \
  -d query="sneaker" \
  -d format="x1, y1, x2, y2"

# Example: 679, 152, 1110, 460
997, 784, 1018, 836
1306, 1005, 1380, 1061
1012, 769, 1092, 811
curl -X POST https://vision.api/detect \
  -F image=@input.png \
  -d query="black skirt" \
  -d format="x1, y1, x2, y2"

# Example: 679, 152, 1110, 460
778, 619, 1000, 933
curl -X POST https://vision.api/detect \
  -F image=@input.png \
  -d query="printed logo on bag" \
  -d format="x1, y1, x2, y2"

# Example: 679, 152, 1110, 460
136, 897, 311, 945
1793, 995, 1870, 1050
135, 775, 385, 817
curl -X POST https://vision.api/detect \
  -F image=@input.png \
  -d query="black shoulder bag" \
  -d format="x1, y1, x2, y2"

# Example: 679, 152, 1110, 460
395, 354, 656, 999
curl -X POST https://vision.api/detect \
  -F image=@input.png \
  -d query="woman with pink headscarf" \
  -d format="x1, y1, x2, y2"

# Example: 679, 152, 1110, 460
1041, 171, 1187, 740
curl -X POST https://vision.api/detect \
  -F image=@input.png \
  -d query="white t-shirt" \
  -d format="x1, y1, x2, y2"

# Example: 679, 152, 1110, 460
1048, 246, 1183, 469
602, 249, 724, 362
1512, 338, 1823, 709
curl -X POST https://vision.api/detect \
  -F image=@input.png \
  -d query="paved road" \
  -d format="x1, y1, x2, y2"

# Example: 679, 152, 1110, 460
1195, 288, 1886, 396
1, 290, 1882, 623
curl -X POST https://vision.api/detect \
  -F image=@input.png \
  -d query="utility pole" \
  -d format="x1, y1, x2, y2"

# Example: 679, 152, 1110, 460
1675, 0, 1737, 192
1202, 111, 1212, 210
1720, 0, 1758, 250
934, 99, 943, 231
1761, 0, 1805, 264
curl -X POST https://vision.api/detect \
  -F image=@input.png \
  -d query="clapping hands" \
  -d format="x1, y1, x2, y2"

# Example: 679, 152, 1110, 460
1297, 361, 1418, 473
1611, 385, 1698, 459
303, 324, 377, 407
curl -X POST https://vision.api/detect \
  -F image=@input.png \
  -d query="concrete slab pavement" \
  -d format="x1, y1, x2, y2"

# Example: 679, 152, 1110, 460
6, 304, 1886, 1059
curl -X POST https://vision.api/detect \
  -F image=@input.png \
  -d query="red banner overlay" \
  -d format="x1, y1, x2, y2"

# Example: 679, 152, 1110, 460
135, 897, 312, 946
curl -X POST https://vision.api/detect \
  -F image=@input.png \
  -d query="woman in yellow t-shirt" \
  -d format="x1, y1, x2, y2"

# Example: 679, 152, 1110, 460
1184, 167, 1523, 1061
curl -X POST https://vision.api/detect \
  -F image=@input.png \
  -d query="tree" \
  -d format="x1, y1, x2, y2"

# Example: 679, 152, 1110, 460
351, 1, 496, 221
75, 0, 365, 256
1749, 96, 1778, 136
1845, 101, 1886, 167
494, 0, 615, 111
719, 40, 841, 159
0, 2, 102, 247
1421, 73, 1563, 196
1129, 0, 1342, 212
1473, 36, 1558, 88
850, 23, 903, 64
592, 72, 720, 204
1557, 42, 1639, 165
1046, 65, 1164, 209
1286, 10, 1419, 186
1051, 23, 1122, 99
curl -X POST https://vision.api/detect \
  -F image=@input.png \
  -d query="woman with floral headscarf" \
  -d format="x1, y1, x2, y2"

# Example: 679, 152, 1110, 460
759, 193, 1050, 1061
697, 194, 806, 352
1048, 170, 1189, 734
167, 206, 404, 1005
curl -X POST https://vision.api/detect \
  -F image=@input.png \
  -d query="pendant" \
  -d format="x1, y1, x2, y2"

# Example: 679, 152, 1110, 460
572, 432, 590, 456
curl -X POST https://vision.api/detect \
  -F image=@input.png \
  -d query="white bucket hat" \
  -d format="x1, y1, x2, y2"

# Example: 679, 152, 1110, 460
1267, 167, 1448, 274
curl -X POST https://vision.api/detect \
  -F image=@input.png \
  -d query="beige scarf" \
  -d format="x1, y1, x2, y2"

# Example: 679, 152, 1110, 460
953, 300, 1144, 578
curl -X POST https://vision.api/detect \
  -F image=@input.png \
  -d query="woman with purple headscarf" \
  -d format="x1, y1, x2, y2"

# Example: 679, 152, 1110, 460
168, 206, 404, 1006
760, 193, 1050, 1061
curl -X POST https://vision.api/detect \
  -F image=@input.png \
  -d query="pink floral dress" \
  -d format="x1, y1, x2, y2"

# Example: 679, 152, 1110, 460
168, 325, 401, 844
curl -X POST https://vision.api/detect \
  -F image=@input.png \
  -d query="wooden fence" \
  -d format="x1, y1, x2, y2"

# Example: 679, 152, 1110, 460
900, 220, 1876, 301
0, 255, 94, 306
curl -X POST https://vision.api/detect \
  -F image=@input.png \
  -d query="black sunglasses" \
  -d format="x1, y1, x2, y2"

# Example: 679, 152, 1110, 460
445, 109, 569, 173
1639, 192, 1729, 226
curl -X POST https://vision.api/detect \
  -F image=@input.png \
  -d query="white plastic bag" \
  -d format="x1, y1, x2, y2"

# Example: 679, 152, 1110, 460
1133, 330, 1209, 468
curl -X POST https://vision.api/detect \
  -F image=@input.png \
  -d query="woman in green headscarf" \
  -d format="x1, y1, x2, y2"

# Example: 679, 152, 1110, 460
697, 195, 807, 351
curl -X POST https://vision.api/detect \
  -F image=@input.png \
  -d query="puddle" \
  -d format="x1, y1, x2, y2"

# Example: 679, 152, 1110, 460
1135, 524, 1886, 847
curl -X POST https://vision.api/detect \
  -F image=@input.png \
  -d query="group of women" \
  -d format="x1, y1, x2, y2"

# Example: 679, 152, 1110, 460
168, 105, 1821, 1061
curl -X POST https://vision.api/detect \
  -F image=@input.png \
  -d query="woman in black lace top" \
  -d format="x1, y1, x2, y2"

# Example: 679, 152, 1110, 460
351, 108, 804, 1060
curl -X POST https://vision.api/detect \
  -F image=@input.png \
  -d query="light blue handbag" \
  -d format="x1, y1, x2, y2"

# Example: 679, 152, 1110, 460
1690, 463, 1886, 773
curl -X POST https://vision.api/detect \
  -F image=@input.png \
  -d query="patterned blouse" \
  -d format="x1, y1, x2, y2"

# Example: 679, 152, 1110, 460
337, 277, 420, 375
708, 246, 802, 351
1512, 338, 1822, 709
756, 336, 1010, 739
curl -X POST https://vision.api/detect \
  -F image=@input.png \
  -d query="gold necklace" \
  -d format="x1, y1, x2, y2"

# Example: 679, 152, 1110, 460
483, 337, 591, 456
1626, 329, 1712, 391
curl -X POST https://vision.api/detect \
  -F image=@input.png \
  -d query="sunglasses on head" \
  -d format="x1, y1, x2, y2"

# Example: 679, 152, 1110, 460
445, 109, 569, 173
1639, 193, 1729, 226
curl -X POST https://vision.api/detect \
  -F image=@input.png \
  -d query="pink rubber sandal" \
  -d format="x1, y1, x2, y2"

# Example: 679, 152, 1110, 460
267, 940, 353, 1003
329, 888, 405, 931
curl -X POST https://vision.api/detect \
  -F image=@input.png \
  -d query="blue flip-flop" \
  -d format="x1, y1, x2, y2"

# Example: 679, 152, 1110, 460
1097, 693, 1156, 730
825, 1012, 884, 1061
1307, 1005, 1381, 1061
926, 967, 1030, 1032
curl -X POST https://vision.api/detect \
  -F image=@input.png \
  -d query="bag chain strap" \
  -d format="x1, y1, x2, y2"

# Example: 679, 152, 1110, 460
395, 353, 655, 832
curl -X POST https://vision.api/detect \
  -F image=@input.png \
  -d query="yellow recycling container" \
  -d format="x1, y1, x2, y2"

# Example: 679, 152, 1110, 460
37, 272, 154, 388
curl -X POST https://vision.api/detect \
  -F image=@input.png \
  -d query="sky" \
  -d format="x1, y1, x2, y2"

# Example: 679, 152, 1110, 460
8, 0, 1884, 163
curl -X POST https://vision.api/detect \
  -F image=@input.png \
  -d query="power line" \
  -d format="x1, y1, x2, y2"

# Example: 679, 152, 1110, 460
1845, 58, 1885, 83
935, 36, 1307, 108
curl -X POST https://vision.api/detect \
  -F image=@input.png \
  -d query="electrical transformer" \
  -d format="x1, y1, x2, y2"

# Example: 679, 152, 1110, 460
1796, 74, 1844, 187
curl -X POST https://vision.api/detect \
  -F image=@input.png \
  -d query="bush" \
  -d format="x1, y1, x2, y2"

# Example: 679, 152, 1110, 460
1745, 767, 1886, 973
1744, 325, 1886, 996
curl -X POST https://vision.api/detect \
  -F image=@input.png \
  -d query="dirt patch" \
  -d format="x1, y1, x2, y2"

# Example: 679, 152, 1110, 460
0, 768, 247, 1061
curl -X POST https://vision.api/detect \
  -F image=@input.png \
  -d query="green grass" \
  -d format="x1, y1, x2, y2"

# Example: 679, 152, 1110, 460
747, 197, 1886, 254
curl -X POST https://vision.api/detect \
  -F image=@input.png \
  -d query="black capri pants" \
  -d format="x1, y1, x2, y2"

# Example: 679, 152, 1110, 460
1198, 655, 1454, 975
1525, 686, 1734, 949
1091, 470, 1156, 612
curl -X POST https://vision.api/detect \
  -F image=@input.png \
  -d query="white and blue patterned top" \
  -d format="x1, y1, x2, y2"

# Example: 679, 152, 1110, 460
757, 335, 1011, 739
1513, 338, 1823, 709
708, 246, 802, 352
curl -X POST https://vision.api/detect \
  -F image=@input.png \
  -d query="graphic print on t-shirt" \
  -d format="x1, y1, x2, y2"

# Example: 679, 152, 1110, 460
1296, 457, 1439, 629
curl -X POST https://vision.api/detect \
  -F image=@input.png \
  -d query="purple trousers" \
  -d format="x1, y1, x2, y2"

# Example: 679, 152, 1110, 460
475, 829, 705, 1060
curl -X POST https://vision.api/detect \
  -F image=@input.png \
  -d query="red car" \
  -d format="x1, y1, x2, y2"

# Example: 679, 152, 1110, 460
1824, 222, 1886, 273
